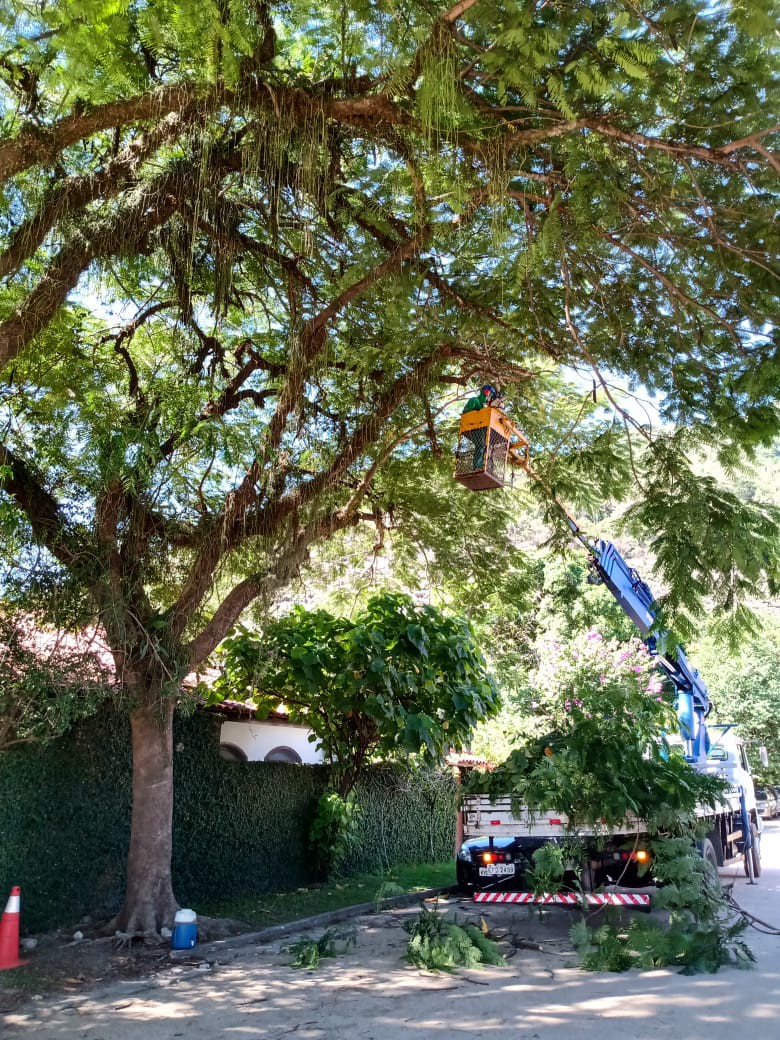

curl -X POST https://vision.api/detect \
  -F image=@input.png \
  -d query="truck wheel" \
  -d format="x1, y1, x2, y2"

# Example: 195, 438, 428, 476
698, 838, 719, 870
743, 824, 761, 879
704, 829, 724, 866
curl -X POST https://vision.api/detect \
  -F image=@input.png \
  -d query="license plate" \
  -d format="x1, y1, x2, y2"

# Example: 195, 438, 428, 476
478, 864, 515, 877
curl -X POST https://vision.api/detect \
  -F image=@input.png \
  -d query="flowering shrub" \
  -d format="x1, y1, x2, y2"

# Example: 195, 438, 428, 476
469, 628, 724, 830
533, 629, 674, 746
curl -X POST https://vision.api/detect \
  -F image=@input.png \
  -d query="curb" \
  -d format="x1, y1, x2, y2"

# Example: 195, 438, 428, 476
170, 885, 459, 961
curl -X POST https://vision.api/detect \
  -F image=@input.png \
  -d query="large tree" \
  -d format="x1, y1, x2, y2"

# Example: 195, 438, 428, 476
0, 1, 778, 932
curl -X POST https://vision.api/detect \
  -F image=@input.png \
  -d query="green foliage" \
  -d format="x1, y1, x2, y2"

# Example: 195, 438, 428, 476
372, 880, 405, 913
692, 617, 780, 781
404, 905, 505, 973
528, 842, 571, 895
309, 790, 359, 878
0, 0, 777, 666
0, 610, 112, 750
213, 592, 499, 795
622, 444, 780, 644
1, 0, 779, 926
571, 835, 754, 973
285, 925, 357, 968
469, 630, 725, 829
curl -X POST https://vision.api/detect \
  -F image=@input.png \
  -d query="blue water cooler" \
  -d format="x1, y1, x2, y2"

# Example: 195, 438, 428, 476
171, 908, 197, 950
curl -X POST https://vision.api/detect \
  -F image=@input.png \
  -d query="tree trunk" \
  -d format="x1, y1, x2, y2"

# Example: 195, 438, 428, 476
112, 696, 179, 934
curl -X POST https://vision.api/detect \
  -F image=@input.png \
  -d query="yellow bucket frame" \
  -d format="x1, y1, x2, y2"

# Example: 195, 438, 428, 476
454, 407, 531, 490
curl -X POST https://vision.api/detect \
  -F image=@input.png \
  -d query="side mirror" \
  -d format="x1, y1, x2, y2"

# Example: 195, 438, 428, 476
759, 746, 769, 769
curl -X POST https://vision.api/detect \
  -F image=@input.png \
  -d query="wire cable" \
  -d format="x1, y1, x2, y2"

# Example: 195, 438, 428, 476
725, 893, 780, 935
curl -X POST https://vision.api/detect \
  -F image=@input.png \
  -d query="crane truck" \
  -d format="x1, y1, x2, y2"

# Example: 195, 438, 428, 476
452, 397, 763, 908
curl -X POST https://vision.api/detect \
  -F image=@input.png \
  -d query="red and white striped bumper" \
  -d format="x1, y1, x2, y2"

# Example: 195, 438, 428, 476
473, 891, 651, 908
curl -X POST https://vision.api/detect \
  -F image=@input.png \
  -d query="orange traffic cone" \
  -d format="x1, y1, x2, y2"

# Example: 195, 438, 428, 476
0, 886, 28, 971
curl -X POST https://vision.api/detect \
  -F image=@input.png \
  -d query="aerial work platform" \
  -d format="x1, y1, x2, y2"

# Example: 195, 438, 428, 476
454, 406, 531, 491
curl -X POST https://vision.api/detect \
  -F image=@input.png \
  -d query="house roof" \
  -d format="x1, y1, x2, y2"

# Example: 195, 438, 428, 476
7, 616, 115, 681
202, 698, 291, 722
445, 750, 492, 770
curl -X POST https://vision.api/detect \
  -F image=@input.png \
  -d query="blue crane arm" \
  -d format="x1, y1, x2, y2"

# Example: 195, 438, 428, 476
587, 540, 655, 635
588, 538, 711, 762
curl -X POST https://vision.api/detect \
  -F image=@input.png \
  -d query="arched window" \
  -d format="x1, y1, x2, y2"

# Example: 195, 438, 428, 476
264, 745, 302, 764
219, 743, 248, 762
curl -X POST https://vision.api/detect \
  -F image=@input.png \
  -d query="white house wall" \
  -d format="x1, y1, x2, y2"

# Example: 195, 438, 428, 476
219, 719, 324, 764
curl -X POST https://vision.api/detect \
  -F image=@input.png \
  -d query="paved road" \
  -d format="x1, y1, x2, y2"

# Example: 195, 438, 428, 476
3, 824, 780, 1039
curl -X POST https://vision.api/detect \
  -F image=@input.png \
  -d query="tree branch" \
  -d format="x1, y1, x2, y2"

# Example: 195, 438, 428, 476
0, 113, 189, 280
185, 575, 262, 666
262, 341, 456, 528
262, 222, 433, 461
602, 231, 742, 345
0, 175, 183, 372
0, 444, 89, 572
585, 119, 780, 174
185, 505, 366, 666
0, 138, 250, 373
0, 83, 209, 188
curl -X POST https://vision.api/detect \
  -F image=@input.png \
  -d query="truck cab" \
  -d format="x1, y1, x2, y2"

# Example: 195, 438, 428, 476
702, 724, 760, 819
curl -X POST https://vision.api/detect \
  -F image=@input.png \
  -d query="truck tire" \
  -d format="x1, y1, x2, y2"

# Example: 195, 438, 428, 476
705, 828, 724, 866
743, 824, 761, 879
698, 838, 719, 870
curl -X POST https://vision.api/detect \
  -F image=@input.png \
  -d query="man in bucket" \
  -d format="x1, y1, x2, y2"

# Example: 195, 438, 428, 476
461, 384, 502, 469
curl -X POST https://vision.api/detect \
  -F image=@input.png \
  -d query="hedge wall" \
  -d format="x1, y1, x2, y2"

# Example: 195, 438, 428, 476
0, 708, 456, 933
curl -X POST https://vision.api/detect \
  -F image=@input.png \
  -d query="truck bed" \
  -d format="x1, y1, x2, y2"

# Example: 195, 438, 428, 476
462, 786, 745, 842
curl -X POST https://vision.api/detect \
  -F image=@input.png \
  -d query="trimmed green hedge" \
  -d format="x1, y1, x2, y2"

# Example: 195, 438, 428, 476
0, 710, 132, 934
0, 708, 456, 932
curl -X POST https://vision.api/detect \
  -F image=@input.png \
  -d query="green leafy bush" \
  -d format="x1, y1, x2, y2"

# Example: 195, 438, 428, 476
404, 905, 505, 972
309, 790, 359, 877
213, 593, 499, 798
469, 630, 725, 828
468, 629, 746, 973
285, 926, 357, 968
570, 834, 754, 973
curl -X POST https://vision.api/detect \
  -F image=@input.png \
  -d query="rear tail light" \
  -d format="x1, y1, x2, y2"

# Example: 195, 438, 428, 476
481, 851, 511, 864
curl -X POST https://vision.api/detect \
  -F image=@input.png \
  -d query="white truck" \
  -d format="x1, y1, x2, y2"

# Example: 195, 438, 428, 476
457, 723, 762, 907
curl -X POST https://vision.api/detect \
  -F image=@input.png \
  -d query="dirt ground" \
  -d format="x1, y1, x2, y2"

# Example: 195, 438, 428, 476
0, 914, 254, 1014
2, 828, 778, 1039
0, 893, 569, 1014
